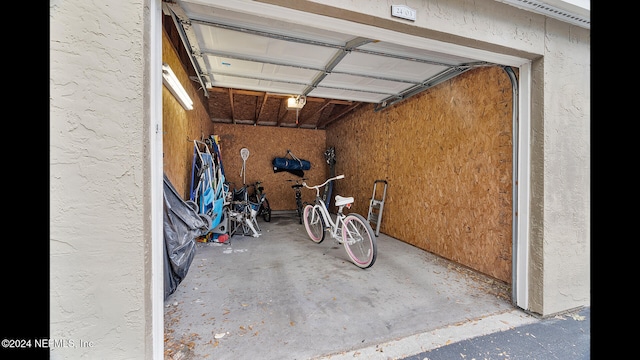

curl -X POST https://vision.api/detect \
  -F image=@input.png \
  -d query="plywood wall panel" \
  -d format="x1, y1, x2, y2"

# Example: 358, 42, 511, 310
212, 123, 327, 211
326, 66, 514, 283
162, 28, 215, 199
327, 103, 389, 218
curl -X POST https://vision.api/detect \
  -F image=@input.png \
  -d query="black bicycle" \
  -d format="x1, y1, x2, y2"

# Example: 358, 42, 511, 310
248, 181, 271, 222
287, 178, 307, 224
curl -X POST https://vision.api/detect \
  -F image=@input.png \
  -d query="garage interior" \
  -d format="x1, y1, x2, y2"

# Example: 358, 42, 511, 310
161, 0, 519, 358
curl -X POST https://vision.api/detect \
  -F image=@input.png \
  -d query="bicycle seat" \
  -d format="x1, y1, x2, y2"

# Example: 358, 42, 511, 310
334, 195, 354, 206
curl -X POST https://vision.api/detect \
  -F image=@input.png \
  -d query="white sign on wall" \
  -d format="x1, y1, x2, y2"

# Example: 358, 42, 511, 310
391, 5, 416, 21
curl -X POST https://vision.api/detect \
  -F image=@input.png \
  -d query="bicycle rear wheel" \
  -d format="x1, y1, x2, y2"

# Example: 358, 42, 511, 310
303, 204, 325, 243
296, 198, 304, 224
261, 198, 271, 222
342, 213, 377, 268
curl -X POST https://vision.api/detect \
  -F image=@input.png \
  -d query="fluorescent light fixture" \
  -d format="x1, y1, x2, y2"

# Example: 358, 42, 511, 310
162, 63, 194, 110
286, 95, 306, 110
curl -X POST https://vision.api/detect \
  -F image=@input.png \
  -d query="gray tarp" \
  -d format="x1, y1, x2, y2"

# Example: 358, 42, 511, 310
164, 173, 210, 300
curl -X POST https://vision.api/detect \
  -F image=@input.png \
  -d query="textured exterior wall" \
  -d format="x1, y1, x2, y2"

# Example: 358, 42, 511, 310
49, 1, 589, 358
50, 0, 149, 358
538, 18, 590, 315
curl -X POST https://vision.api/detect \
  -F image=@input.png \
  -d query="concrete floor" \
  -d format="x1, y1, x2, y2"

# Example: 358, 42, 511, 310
164, 211, 534, 360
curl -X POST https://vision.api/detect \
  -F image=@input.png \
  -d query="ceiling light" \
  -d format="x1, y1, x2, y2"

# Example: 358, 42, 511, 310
286, 95, 306, 111
162, 63, 194, 110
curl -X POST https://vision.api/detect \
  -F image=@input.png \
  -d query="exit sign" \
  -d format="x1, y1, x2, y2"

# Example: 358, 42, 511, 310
391, 5, 416, 21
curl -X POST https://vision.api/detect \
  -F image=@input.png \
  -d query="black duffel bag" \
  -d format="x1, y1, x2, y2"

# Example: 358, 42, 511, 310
273, 150, 311, 171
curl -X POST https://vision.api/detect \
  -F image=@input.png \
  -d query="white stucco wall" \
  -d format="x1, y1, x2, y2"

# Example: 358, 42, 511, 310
540, 18, 590, 314
50, 0, 150, 358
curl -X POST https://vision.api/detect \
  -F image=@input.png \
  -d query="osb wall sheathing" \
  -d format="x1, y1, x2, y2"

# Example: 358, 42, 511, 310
212, 123, 327, 211
162, 28, 215, 198
326, 66, 514, 283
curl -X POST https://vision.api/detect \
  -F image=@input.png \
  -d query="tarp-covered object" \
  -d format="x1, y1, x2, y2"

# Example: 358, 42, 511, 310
164, 173, 210, 300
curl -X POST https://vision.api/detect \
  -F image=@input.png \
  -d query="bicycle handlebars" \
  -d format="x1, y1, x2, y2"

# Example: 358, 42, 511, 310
303, 174, 345, 195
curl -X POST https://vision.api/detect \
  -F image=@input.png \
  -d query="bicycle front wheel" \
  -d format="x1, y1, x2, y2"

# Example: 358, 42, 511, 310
303, 204, 325, 243
342, 213, 377, 268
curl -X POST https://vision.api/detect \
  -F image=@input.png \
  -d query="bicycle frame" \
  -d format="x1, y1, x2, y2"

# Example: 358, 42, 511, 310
250, 182, 268, 211
304, 175, 348, 242
287, 178, 307, 223
302, 174, 377, 268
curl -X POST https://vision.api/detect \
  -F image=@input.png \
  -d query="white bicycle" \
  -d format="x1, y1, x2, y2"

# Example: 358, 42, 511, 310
302, 175, 377, 268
